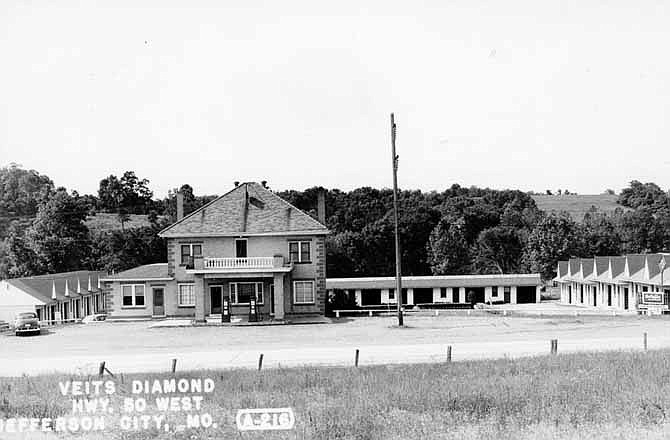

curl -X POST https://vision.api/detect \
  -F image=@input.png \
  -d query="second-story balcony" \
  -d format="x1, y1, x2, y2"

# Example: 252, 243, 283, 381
186, 256, 292, 274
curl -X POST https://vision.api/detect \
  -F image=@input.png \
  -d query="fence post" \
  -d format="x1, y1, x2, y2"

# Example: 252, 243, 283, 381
447, 345, 452, 363
258, 353, 264, 371
644, 332, 648, 351
98, 362, 105, 377
171, 358, 177, 373
355, 349, 359, 367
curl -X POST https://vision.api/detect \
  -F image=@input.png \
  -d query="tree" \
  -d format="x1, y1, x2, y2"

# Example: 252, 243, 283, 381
24, 188, 91, 273
580, 212, 622, 256
97, 171, 153, 214
472, 226, 525, 274
163, 184, 218, 222
523, 212, 582, 280
0, 163, 54, 217
3, 222, 42, 277
97, 174, 123, 212
88, 224, 167, 273
0, 164, 54, 237
618, 180, 667, 210
426, 216, 471, 275
617, 208, 667, 254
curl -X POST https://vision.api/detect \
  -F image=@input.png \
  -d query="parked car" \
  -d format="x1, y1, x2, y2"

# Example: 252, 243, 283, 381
81, 313, 107, 324
14, 312, 41, 336
0, 320, 10, 331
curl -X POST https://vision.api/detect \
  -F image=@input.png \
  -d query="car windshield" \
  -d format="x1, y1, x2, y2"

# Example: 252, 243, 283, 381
17, 312, 37, 319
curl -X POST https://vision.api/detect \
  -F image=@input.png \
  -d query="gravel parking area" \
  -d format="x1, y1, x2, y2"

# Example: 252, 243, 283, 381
1, 311, 668, 376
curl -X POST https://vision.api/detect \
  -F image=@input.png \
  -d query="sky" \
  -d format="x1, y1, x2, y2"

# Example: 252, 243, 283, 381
1, 0, 670, 198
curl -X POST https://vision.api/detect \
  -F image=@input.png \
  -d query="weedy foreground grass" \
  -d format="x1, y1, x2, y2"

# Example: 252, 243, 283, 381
2, 349, 670, 439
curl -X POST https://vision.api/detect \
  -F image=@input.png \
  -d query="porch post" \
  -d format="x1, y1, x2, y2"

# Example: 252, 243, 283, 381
195, 275, 206, 322
273, 273, 285, 320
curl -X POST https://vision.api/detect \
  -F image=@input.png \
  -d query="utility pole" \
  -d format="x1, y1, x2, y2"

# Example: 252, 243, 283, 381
660, 257, 666, 304
391, 113, 403, 327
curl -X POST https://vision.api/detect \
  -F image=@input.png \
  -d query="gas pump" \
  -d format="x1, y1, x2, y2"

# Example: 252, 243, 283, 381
249, 297, 259, 322
221, 296, 231, 323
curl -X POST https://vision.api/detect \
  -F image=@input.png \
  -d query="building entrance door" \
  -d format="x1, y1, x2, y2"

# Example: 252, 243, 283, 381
210, 285, 223, 314
270, 284, 275, 314
153, 288, 165, 316
624, 287, 629, 310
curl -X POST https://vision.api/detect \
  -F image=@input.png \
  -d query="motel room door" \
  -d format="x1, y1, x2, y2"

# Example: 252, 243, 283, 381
623, 287, 629, 310
152, 288, 165, 316
210, 285, 223, 314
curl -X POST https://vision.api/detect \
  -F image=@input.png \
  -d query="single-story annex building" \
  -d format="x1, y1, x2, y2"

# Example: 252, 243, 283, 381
0, 270, 107, 324
326, 274, 542, 307
554, 253, 670, 313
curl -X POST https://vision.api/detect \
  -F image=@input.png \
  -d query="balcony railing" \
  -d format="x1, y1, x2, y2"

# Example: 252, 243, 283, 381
203, 257, 277, 270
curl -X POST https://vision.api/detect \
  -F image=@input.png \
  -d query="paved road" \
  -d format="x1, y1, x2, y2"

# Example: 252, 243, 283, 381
1, 313, 669, 376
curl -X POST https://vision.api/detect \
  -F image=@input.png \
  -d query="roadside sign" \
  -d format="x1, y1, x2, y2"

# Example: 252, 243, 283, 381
642, 292, 664, 304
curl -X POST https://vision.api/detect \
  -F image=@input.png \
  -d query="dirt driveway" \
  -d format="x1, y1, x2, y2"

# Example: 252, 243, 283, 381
1, 313, 669, 376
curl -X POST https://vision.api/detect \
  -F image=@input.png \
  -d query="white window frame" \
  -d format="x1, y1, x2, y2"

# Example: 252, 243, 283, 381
178, 283, 196, 307
180, 243, 202, 264
293, 280, 315, 305
230, 282, 264, 305
121, 284, 146, 308
288, 240, 311, 263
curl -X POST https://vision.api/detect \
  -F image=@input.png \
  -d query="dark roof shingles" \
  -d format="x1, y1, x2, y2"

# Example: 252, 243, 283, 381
160, 182, 328, 237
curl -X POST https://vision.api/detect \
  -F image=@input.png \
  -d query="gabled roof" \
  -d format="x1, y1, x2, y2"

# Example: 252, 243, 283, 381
609, 256, 626, 279
6, 271, 106, 304
159, 182, 329, 238
568, 258, 580, 278
554, 261, 568, 281
593, 256, 610, 277
100, 263, 171, 281
647, 254, 670, 286
624, 254, 648, 281
557, 253, 670, 286
581, 259, 594, 279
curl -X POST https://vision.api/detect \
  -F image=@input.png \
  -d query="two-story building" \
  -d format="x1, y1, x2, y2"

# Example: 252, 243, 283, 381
101, 182, 329, 322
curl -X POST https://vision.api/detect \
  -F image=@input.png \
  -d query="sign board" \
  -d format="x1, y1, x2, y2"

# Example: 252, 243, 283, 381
642, 292, 664, 305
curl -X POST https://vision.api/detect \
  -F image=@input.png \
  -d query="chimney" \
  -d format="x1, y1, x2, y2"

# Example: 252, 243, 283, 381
317, 189, 326, 225
234, 181, 240, 187
176, 191, 184, 221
